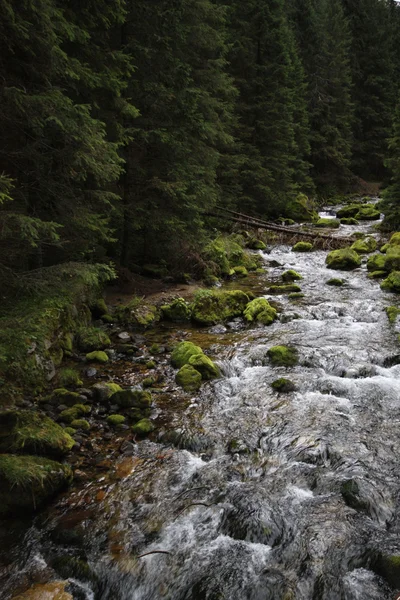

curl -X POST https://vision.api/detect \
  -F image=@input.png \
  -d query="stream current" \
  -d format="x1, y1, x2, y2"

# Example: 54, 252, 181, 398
4, 209, 400, 600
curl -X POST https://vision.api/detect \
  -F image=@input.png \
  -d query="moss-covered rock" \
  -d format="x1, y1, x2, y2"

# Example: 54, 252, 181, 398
282, 270, 303, 282
47, 388, 82, 407
381, 271, 400, 293
111, 389, 152, 409
161, 298, 192, 322
336, 205, 360, 218
132, 418, 155, 435
176, 365, 202, 392
373, 553, 400, 589
191, 290, 249, 325
0, 411, 74, 457
289, 292, 305, 299
267, 345, 298, 367
367, 253, 386, 272
51, 556, 94, 583
284, 193, 319, 222
271, 378, 296, 392
90, 298, 108, 319
188, 354, 219, 380
357, 204, 381, 220
70, 419, 90, 431
380, 243, 389, 253
0, 454, 72, 516
368, 270, 387, 279
326, 278, 344, 286
142, 376, 156, 388
86, 350, 109, 363
269, 284, 302, 294
116, 300, 160, 328
385, 306, 400, 324
350, 237, 377, 254
107, 414, 126, 426
243, 298, 277, 325
146, 360, 156, 369
77, 327, 110, 352
58, 367, 83, 388
247, 239, 267, 250
171, 341, 204, 368
326, 248, 361, 270
340, 217, 359, 225
292, 242, 313, 252
232, 265, 248, 277
384, 245, 400, 272
59, 404, 90, 424
10, 581, 73, 600
340, 479, 368, 511
315, 218, 340, 228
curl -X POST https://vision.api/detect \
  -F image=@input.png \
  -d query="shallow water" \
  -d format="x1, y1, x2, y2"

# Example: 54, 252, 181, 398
3, 206, 400, 600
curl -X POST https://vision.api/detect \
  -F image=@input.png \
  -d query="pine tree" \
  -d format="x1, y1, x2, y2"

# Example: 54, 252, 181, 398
381, 99, 400, 229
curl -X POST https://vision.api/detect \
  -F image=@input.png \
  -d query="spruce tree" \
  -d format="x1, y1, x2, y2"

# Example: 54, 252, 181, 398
381, 99, 400, 229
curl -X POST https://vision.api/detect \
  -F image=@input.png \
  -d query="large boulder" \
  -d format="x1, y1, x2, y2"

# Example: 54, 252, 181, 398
381, 271, 400, 293
326, 248, 361, 270
0, 454, 72, 516
367, 254, 386, 272
336, 205, 360, 218
0, 411, 74, 458
292, 242, 313, 252
243, 298, 277, 325
357, 204, 381, 220
77, 327, 110, 352
171, 341, 204, 368
188, 354, 219, 380
315, 218, 340, 229
161, 298, 192, 322
267, 345, 298, 367
350, 237, 377, 254
191, 290, 249, 325
384, 245, 400, 272
176, 365, 202, 392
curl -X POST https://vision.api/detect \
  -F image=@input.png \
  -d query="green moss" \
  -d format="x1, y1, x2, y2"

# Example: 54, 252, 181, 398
0, 411, 74, 457
326, 248, 361, 270
146, 360, 156, 369
58, 368, 83, 388
381, 271, 400, 293
47, 388, 82, 407
289, 292, 305, 299
176, 365, 202, 392
269, 284, 302, 294
70, 419, 90, 431
117, 301, 160, 328
191, 289, 249, 325
292, 242, 313, 252
267, 345, 298, 367
336, 205, 360, 218
350, 237, 377, 254
132, 418, 155, 435
59, 404, 90, 424
161, 298, 192, 322
368, 270, 387, 279
284, 193, 318, 222
232, 265, 248, 277
107, 414, 126, 426
64, 427, 76, 436
77, 327, 110, 352
247, 239, 266, 250
243, 298, 277, 325
374, 554, 400, 588
188, 354, 219, 380
0, 454, 72, 515
315, 218, 340, 228
380, 243, 389, 253
142, 376, 156, 388
367, 253, 386, 272
271, 378, 296, 392
340, 217, 359, 225
60, 332, 74, 353
112, 389, 152, 409
384, 245, 400, 272
105, 382, 123, 394
357, 204, 381, 220
326, 278, 344, 286
86, 350, 109, 363
385, 306, 400, 324
149, 343, 161, 355
90, 298, 108, 318
171, 341, 204, 368
101, 314, 114, 324
282, 270, 302, 282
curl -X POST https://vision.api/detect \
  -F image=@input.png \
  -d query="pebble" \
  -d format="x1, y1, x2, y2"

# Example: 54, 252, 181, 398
85, 367, 97, 377
118, 331, 131, 340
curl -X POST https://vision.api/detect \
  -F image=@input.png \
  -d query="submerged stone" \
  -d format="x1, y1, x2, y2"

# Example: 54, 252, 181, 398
176, 364, 202, 392
271, 378, 296, 392
269, 284, 302, 294
267, 345, 298, 367
292, 242, 313, 252
326, 278, 344, 286
326, 248, 361, 270
244, 298, 277, 325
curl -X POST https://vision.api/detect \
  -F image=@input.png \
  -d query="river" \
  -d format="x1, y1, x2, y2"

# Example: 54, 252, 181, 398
3, 205, 400, 600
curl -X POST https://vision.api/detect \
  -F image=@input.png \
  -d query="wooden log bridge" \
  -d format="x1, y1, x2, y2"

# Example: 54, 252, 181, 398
204, 205, 356, 249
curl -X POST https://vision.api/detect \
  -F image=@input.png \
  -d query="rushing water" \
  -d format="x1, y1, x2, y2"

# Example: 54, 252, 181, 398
4, 206, 400, 600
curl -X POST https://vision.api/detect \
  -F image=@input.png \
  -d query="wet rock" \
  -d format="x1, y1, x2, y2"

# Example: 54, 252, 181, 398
282, 269, 303, 281
118, 331, 131, 340
367, 253, 386, 272
336, 205, 360, 218
131, 418, 155, 435
10, 581, 73, 600
112, 389, 152, 409
381, 271, 400, 293
350, 237, 378, 254
373, 552, 400, 589
326, 248, 361, 270
85, 367, 97, 378
120, 440, 136, 455
326, 278, 344, 286
271, 378, 296, 392
292, 242, 313, 252
243, 298, 277, 325
341, 479, 369, 511
176, 365, 202, 392
228, 439, 249, 454
269, 284, 302, 294
92, 382, 122, 402
267, 345, 298, 367
208, 324, 227, 334
188, 354, 219, 380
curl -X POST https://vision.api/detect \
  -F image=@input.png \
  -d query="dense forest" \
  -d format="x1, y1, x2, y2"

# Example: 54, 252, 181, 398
1, 0, 400, 284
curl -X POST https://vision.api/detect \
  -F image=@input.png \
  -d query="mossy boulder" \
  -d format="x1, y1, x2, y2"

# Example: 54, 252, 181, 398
381, 243, 389, 253
111, 389, 152, 409
389, 232, 400, 246
271, 378, 296, 392
161, 298, 192, 322
91, 381, 122, 402
350, 237, 377, 254
336, 205, 360, 218
340, 217, 359, 225
384, 245, 400, 272
367, 253, 386, 272
326, 248, 361, 270
191, 290, 249, 325
107, 414, 126, 426
188, 354, 219, 380
381, 271, 400, 293
326, 278, 344, 286
70, 419, 90, 431
247, 239, 267, 250
86, 350, 109, 363
267, 345, 298, 367
142, 376, 156, 388
315, 218, 340, 229
0, 411, 74, 457
176, 365, 202, 392
385, 306, 400, 324
77, 327, 110, 352
90, 298, 108, 319
289, 292, 305, 299
269, 284, 302, 294
292, 242, 313, 252
0, 454, 72, 516
357, 204, 381, 220
47, 388, 83, 407
284, 193, 318, 222
10, 581, 73, 600
132, 418, 155, 435
368, 270, 387, 279
58, 367, 83, 388
232, 265, 248, 277
117, 301, 160, 328
59, 404, 90, 424
243, 298, 277, 325
282, 270, 302, 282
171, 341, 204, 368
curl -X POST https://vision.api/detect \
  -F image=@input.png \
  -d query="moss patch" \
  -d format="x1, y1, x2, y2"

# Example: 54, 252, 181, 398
381, 271, 400, 293
340, 217, 359, 225
107, 414, 126, 426
243, 298, 277, 325
267, 345, 298, 367
336, 205, 360, 218
367, 254, 386, 272
59, 404, 90, 424
77, 327, 110, 352
292, 242, 313, 252
385, 306, 400, 324
315, 218, 340, 228
191, 289, 249, 325
171, 341, 204, 369
282, 270, 302, 282
176, 365, 202, 392
112, 389, 152, 409
70, 419, 90, 431
350, 237, 377, 254
326, 278, 344, 286
188, 354, 219, 380
271, 378, 296, 392
161, 298, 192, 322
132, 418, 155, 435
326, 248, 361, 270
86, 350, 109, 363
58, 367, 83, 388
